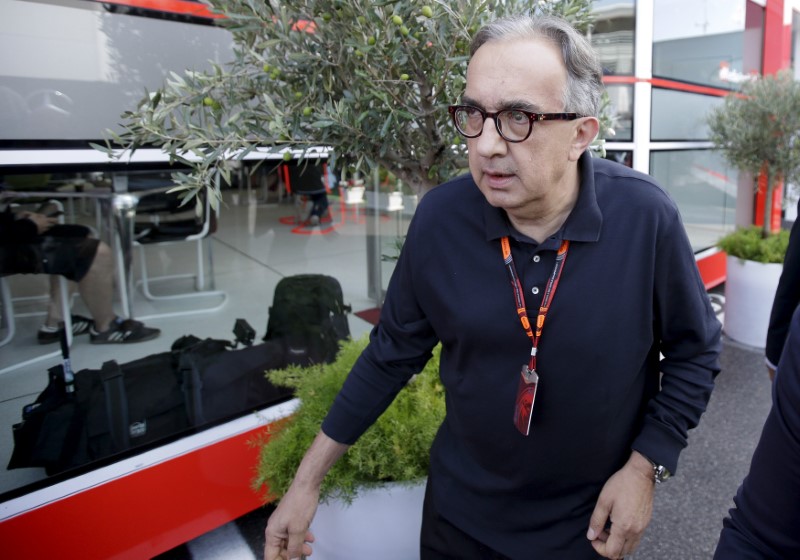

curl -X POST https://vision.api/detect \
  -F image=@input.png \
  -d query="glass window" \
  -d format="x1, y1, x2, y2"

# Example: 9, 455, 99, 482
793, 9, 800, 80
590, 0, 635, 75
0, 161, 386, 499
604, 84, 633, 141
651, 88, 725, 141
652, 0, 763, 89
0, 0, 232, 144
649, 149, 737, 251
604, 150, 633, 168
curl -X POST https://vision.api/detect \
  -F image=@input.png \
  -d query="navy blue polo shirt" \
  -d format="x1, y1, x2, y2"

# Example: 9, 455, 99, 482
322, 152, 721, 558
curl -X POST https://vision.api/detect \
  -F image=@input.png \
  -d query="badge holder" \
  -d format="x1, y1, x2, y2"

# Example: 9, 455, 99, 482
513, 365, 538, 435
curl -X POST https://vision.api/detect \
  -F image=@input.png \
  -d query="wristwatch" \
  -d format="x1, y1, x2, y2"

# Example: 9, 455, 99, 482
645, 457, 671, 484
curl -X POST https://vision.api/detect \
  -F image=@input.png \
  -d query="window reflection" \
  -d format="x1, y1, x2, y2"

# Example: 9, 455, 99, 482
651, 88, 725, 141
793, 9, 800, 80
652, 0, 763, 89
649, 149, 737, 251
604, 150, 633, 168
604, 84, 633, 141
590, 0, 635, 76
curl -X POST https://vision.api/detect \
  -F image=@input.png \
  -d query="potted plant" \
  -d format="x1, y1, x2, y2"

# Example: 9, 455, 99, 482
707, 70, 800, 347
253, 335, 444, 560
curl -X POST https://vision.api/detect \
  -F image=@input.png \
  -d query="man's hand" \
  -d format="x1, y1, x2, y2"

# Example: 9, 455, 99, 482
18, 211, 57, 234
263, 431, 350, 560
264, 483, 319, 560
586, 451, 655, 559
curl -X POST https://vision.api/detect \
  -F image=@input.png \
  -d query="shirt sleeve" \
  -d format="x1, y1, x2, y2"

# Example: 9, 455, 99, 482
765, 199, 800, 367
321, 212, 439, 445
631, 207, 722, 475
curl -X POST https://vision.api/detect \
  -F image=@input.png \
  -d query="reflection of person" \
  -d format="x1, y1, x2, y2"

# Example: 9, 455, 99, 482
765, 198, 800, 381
265, 14, 721, 560
714, 305, 800, 559
306, 192, 329, 226
0, 205, 160, 344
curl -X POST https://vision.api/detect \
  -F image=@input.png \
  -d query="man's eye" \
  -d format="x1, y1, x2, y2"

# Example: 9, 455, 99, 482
506, 110, 528, 124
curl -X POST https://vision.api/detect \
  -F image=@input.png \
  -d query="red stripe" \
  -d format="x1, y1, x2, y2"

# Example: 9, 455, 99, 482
603, 76, 735, 98
98, 0, 224, 19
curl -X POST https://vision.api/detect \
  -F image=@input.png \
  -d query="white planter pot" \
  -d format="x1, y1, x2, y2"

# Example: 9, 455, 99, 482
309, 480, 426, 560
387, 191, 405, 211
345, 186, 365, 204
723, 256, 783, 348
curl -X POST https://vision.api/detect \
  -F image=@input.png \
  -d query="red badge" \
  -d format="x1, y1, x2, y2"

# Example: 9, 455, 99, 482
514, 365, 538, 435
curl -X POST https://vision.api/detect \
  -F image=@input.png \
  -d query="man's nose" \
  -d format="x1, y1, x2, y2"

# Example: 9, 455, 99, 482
473, 117, 508, 157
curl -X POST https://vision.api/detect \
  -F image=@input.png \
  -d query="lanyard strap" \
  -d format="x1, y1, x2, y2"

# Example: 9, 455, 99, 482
500, 237, 570, 371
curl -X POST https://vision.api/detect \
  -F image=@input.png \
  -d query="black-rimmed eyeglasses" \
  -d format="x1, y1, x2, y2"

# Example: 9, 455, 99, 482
448, 105, 583, 143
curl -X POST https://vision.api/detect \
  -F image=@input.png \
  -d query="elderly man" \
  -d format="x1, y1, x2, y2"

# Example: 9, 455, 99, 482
265, 13, 720, 560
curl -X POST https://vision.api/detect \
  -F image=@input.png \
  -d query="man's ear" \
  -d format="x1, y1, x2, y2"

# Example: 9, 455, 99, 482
569, 117, 600, 161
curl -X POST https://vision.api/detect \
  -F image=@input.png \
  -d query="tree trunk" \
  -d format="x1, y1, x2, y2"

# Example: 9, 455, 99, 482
763, 171, 775, 238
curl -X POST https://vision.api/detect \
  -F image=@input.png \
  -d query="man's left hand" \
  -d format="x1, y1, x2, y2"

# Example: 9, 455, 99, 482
586, 451, 655, 559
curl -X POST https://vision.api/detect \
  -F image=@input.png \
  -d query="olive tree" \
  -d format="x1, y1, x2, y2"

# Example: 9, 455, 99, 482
708, 70, 800, 238
98, 0, 598, 203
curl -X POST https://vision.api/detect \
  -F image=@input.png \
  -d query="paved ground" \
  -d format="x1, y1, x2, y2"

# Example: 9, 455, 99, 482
156, 331, 773, 560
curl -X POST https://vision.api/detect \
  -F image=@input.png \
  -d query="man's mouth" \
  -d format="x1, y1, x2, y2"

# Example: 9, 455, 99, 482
483, 170, 515, 186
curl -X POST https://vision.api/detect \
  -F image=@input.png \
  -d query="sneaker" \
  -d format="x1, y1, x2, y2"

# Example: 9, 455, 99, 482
37, 315, 94, 344
90, 317, 160, 344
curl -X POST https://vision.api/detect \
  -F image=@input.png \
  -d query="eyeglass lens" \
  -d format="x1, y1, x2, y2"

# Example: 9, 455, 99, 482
454, 107, 531, 142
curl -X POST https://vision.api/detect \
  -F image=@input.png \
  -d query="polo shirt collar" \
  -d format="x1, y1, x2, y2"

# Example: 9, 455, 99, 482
483, 150, 603, 244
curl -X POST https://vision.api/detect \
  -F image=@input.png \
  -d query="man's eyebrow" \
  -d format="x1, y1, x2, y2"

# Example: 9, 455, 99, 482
460, 96, 541, 112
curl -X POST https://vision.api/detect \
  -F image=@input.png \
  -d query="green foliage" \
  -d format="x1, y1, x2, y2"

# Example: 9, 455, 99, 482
253, 335, 444, 504
717, 226, 789, 263
707, 71, 800, 236
101, 0, 598, 203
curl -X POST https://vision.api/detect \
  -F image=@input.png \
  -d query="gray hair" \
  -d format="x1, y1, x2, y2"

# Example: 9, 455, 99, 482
469, 14, 603, 117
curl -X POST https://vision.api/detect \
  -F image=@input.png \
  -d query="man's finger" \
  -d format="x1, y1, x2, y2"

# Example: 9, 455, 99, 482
587, 502, 611, 543
264, 534, 287, 560
286, 528, 314, 560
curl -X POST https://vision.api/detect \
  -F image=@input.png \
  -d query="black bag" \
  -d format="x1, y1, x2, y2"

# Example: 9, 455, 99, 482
76, 355, 190, 464
177, 336, 291, 427
7, 352, 189, 475
7, 364, 82, 474
264, 274, 352, 365
7, 325, 292, 475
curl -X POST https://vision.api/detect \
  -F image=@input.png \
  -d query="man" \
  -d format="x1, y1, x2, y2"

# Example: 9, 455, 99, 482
0, 204, 160, 344
714, 304, 800, 559
265, 14, 720, 560
765, 198, 800, 381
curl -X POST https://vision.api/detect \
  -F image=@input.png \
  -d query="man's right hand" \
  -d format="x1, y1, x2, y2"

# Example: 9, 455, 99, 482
264, 483, 320, 560
263, 431, 350, 560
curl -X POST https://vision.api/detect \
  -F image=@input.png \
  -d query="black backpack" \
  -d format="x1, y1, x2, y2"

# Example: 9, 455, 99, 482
264, 274, 352, 365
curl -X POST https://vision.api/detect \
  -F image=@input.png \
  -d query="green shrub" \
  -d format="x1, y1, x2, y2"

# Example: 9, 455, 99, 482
717, 226, 789, 263
253, 335, 444, 504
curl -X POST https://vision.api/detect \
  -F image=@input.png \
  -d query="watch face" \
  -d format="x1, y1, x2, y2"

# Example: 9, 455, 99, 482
654, 465, 671, 483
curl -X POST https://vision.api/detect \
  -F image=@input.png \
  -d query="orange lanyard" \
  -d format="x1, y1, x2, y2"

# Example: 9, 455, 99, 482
500, 237, 570, 374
